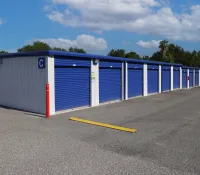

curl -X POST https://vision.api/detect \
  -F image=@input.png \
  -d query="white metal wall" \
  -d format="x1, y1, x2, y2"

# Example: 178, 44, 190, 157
91, 59, 99, 107
143, 64, 147, 96
47, 56, 55, 115
0, 56, 46, 114
180, 67, 182, 89
159, 65, 162, 93
171, 66, 173, 91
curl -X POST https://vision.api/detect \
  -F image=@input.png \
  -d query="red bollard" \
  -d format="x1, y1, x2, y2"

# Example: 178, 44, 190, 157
46, 84, 50, 118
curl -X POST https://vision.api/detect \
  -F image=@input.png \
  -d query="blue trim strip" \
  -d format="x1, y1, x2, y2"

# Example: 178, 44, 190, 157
0, 50, 187, 67
182, 66, 196, 69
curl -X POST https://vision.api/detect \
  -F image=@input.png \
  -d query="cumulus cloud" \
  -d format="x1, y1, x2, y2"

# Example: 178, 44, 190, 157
35, 34, 107, 53
43, 5, 53, 12
46, 0, 200, 41
0, 18, 3, 25
136, 40, 161, 49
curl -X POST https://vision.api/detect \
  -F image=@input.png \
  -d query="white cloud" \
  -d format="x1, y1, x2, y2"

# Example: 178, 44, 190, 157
43, 5, 53, 12
136, 40, 161, 48
0, 18, 3, 25
46, 0, 200, 41
35, 34, 107, 53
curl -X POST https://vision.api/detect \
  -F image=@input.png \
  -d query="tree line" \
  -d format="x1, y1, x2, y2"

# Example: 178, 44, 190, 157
1, 40, 200, 67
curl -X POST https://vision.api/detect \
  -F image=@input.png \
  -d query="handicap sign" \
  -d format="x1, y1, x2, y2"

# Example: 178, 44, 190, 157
38, 58, 45, 69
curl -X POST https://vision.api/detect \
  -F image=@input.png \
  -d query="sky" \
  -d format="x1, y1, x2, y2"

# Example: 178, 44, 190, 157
1, 0, 200, 56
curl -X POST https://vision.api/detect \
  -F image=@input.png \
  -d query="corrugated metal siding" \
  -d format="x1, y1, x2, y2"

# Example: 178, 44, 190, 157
147, 65, 159, 94
148, 70, 159, 94
162, 65, 171, 70
0, 56, 46, 114
182, 69, 187, 89
162, 66, 171, 92
128, 63, 143, 69
99, 61, 122, 68
55, 57, 91, 67
148, 65, 159, 70
195, 70, 199, 86
173, 67, 180, 89
128, 68, 143, 98
189, 70, 194, 87
55, 67, 90, 111
99, 68, 121, 103
124, 63, 127, 99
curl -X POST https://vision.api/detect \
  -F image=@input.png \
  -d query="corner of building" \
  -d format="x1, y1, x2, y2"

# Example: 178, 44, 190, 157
46, 56, 55, 116
91, 59, 99, 107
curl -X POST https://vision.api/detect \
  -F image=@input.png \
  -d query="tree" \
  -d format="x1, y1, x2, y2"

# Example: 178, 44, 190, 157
68, 47, 86, 53
17, 41, 86, 54
125, 52, 140, 59
0, 50, 8, 54
159, 40, 168, 60
53, 47, 67, 51
150, 40, 200, 66
196, 51, 200, 67
152, 40, 174, 63
18, 41, 51, 52
108, 49, 126, 57
142, 56, 150, 60
150, 51, 163, 62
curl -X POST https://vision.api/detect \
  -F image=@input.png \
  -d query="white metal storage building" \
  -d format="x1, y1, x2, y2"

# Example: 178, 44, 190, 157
0, 51, 199, 117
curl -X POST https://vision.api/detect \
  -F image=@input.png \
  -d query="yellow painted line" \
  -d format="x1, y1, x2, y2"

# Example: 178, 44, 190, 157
69, 117, 137, 133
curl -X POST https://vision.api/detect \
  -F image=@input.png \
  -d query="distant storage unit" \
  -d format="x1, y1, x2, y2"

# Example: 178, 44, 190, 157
147, 65, 159, 94
195, 69, 199, 86
189, 69, 194, 88
173, 66, 180, 90
162, 66, 171, 92
0, 51, 198, 117
182, 68, 188, 89
128, 63, 143, 98
99, 61, 122, 103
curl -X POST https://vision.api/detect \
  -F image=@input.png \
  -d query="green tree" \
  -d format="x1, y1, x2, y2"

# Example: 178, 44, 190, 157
108, 49, 126, 57
150, 40, 200, 66
196, 51, 200, 67
150, 51, 163, 62
18, 41, 51, 52
151, 40, 174, 63
18, 42, 86, 54
159, 40, 168, 60
68, 47, 86, 53
53, 47, 67, 51
125, 52, 140, 59
0, 50, 8, 54
142, 56, 150, 60
108, 49, 142, 59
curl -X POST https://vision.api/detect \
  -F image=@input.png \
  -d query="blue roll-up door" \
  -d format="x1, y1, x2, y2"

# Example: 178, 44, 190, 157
162, 66, 171, 92
55, 58, 90, 111
99, 61, 122, 103
182, 69, 187, 89
195, 70, 199, 86
189, 70, 194, 88
173, 67, 180, 89
128, 64, 143, 98
148, 65, 159, 94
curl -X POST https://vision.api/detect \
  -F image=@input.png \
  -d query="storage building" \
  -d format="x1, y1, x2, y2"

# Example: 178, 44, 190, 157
0, 51, 199, 116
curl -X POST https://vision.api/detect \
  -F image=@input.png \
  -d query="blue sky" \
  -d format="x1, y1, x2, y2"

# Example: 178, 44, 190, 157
1, 0, 200, 56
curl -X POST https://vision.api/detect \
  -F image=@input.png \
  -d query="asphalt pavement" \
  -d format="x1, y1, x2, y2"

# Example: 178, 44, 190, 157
0, 88, 200, 175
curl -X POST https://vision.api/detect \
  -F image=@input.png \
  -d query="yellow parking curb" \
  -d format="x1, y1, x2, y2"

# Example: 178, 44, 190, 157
69, 117, 137, 133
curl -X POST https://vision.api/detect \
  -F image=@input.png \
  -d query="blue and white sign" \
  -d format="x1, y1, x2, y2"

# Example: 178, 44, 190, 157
38, 58, 45, 69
